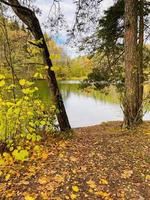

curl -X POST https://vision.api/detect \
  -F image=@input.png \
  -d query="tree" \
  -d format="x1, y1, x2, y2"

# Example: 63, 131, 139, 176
137, 0, 144, 122
74, 0, 150, 128
123, 0, 139, 127
0, 0, 71, 131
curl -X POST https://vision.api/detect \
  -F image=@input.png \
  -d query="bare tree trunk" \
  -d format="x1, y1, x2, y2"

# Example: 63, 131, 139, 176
5, 0, 71, 131
124, 0, 139, 128
137, 0, 144, 122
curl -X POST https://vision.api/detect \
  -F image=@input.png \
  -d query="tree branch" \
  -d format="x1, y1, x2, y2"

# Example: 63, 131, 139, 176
0, 0, 31, 11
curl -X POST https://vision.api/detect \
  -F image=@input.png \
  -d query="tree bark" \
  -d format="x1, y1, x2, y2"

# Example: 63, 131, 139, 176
137, 0, 144, 122
5, 0, 71, 131
124, 0, 139, 127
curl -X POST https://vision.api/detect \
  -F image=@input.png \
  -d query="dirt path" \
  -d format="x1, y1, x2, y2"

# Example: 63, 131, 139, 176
0, 121, 150, 200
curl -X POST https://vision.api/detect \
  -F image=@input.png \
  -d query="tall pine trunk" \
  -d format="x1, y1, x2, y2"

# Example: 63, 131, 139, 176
124, 0, 139, 127
6, 0, 71, 131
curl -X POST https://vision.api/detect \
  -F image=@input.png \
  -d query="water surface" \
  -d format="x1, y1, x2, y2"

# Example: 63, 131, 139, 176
37, 80, 150, 128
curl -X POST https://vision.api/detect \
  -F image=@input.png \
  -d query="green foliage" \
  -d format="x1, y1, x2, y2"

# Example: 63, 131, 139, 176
82, 45, 150, 92
54, 56, 93, 80
0, 75, 56, 159
0, 17, 58, 163
98, 0, 124, 49
81, 1, 150, 92
12, 149, 29, 161
0, 16, 93, 82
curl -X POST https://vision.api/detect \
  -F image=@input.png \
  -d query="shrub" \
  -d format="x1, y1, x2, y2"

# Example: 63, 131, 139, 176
0, 75, 56, 156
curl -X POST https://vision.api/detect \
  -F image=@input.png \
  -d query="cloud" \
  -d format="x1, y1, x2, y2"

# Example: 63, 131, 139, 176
36, 0, 114, 57
36, 0, 75, 25
36, 0, 114, 24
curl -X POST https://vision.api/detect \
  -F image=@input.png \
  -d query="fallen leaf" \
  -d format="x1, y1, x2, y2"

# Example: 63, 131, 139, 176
41, 152, 49, 160
59, 141, 68, 148
121, 170, 133, 179
95, 191, 111, 199
54, 175, 64, 183
28, 166, 36, 173
86, 180, 96, 188
59, 153, 64, 158
72, 185, 79, 192
5, 174, 11, 181
70, 156, 78, 162
38, 177, 48, 185
5, 190, 15, 198
0, 171, 3, 176
146, 175, 150, 180
80, 166, 87, 171
24, 195, 35, 200
89, 189, 94, 193
20, 180, 30, 185
55, 197, 62, 200
70, 193, 77, 199
99, 178, 108, 185
41, 192, 49, 200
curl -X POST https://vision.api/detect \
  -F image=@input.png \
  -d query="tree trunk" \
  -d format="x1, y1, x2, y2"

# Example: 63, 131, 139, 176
123, 0, 139, 128
137, 0, 144, 122
6, 0, 71, 131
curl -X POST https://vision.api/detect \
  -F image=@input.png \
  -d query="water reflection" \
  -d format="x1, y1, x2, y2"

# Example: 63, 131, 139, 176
36, 80, 150, 128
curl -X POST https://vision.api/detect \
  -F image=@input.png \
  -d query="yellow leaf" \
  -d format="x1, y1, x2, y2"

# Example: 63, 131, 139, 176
95, 191, 111, 198
89, 189, 93, 193
72, 185, 79, 192
19, 79, 26, 86
146, 175, 150, 180
38, 177, 48, 185
99, 178, 108, 185
41, 192, 49, 200
5, 190, 15, 198
59, 153, 64, 158
70, 193, 77, 199
28, 166, 36, 173
0, 74, 5, 79
41, 152, 48, 160
86, 180, 96, 188
25, 195, 35, 200
0, 158, 5, 165
44, 66, 49, 69
59, 141, 67, 148
5, 174, 11, 181
0, 80, 5, 87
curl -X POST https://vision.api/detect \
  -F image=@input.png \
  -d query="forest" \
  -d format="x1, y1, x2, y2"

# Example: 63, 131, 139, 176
0, 0, 150, 199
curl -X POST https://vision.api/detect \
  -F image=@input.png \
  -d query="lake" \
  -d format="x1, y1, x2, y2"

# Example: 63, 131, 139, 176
36, 80, 150, 128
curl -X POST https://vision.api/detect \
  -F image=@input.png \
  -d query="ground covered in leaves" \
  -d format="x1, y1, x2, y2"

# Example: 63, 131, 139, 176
0, 121, 150, 200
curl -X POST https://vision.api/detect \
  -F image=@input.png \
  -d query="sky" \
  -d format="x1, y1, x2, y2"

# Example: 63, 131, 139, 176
36, 0, 76, 25
36, 0, 114, 23
36, 0, 114, 57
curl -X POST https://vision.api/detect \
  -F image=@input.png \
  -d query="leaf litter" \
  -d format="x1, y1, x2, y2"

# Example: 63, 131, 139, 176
0, 121, 150, 199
